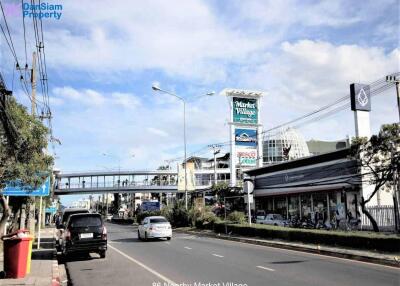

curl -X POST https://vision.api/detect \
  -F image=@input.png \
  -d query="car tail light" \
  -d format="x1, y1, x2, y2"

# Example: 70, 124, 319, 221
102, 226, 107, 240
65, 229, 71, 240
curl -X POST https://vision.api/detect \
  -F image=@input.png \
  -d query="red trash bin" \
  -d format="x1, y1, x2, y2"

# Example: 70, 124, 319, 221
2, 229, 32, 279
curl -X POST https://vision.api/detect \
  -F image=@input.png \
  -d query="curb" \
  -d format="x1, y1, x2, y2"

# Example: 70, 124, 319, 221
176, 229, 400, 268
51, 250, 60, 286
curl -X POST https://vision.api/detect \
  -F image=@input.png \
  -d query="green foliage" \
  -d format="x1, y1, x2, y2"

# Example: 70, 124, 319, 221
168, 201, 189, 227
350, 123, 400, 200
350, 123, 400, 232
136, 201, 190, 227
0, 97, 53, 189
227, 211, 247, 224
211, 182, 242, 202
213, 222, 400, 252
189, 206, 219, 229
136, 210, 161, 224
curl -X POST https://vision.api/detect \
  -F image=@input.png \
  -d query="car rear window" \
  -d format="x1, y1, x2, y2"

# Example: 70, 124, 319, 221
62, 210, 89, 224
150, 218, 168, 223
69, 216, 102, 227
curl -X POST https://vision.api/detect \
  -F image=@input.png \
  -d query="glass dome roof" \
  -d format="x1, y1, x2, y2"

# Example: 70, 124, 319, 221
263, 127, 310, 164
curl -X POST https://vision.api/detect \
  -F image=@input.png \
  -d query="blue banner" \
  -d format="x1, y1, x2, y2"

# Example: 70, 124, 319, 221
141, 201, 160, 212
3, 177, 51, 197
235, 128, 257, 147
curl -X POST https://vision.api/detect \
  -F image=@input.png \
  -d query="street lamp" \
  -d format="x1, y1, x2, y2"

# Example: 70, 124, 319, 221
152, 85, 214, 210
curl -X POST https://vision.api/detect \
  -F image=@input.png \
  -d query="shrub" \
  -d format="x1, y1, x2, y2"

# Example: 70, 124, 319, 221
136, 211, 161, 224
227, 211, 247, 224
213, 222, 400, 252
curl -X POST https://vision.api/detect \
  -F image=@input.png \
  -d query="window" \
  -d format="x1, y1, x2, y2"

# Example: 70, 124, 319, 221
150, 218, 168, 223
70, 216, 102, 227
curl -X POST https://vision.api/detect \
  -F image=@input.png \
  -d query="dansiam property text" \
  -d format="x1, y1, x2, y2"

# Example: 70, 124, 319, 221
22, 1, 62, 20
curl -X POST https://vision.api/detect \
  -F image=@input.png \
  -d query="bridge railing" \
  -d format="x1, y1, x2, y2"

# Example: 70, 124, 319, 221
55, 178, 230, 190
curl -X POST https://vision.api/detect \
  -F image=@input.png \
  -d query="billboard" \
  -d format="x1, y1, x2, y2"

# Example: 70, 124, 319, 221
141, 201, 160, 211
4, 177, 51, 196
233, 97, 258, 124
235, 128, 257, 147
236, 148, 257, 167
350, 83, 371, 111
178, 162, 196, 192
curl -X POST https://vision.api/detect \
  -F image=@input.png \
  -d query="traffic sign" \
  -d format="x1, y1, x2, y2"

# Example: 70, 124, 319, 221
3, 177, 51, 196
45, 207, 57, 214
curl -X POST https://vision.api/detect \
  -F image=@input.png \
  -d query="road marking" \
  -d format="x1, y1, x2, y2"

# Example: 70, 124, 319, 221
201, 235, 400, 270
257, 265, 275, 272
212, 253, 224, 258
108, 244, 178, 286
184, 246, 192, 250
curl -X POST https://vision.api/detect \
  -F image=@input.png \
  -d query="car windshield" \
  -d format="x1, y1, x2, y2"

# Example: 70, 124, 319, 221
150, 218, 168, 223
69, 216, 102, 227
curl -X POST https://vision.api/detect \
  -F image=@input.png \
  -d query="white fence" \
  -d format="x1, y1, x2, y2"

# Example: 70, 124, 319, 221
361, 205, 396, 231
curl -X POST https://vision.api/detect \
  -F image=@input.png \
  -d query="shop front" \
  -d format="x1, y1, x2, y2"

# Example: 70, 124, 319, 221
246, 148, 362, 226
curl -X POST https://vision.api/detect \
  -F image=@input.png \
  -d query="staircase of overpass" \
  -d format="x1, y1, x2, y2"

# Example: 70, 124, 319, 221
54, 169, 231, 195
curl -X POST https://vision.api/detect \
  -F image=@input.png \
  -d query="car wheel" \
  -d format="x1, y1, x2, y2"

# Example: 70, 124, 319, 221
138, 230, 141, 240
99, 250, 106, 258
167, 237, 171, 241
274, 223, 278, 226
144, 232, 148, 241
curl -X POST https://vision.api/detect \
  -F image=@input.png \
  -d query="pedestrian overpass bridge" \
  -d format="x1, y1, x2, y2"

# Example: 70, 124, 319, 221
54, 169, 231, 195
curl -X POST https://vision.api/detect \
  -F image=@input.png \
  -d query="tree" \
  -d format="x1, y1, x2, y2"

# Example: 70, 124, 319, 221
0, 96, 53, 235
350, 123, 400, 232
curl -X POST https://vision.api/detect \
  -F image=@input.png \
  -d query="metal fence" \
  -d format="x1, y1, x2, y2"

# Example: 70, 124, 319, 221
361, 205, 396, 231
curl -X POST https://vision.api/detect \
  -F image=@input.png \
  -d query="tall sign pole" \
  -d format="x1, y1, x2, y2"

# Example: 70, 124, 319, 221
221, 89, 264, 187
222, 89, 263, 225
350, 83, 372, 220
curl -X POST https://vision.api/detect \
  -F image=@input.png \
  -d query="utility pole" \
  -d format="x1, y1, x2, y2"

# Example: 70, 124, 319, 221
208, 144, 222, 185
386, 75, 400, 121
27, 52, 37, 236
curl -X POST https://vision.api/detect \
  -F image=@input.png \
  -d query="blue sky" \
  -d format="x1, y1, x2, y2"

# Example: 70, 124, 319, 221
1, 0, 399, 206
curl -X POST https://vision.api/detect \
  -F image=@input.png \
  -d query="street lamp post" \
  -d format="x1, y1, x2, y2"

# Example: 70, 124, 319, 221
152, 85, 214, 210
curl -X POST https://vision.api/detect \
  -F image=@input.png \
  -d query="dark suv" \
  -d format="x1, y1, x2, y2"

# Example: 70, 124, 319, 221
56, 208, 89, 250
61, 213, 107, 258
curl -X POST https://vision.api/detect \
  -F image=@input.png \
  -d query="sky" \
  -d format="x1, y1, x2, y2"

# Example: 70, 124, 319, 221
0, 0, 399, 206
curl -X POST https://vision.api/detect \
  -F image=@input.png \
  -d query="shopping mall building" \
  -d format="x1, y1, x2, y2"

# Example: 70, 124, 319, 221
245, 145, 394, 226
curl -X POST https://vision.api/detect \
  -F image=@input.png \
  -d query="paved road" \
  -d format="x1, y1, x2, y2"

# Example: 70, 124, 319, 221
65, 223, 399, 286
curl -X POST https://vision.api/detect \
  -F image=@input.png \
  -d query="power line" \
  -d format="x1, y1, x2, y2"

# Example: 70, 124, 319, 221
164, 74, 398, 162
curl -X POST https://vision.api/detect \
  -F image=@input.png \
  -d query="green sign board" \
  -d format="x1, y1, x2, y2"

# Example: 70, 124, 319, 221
233, 97, 258, 124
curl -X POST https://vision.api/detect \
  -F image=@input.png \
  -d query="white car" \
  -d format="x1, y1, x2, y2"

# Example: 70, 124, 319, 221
138, 216, 172, 241
256, 213, 287, 226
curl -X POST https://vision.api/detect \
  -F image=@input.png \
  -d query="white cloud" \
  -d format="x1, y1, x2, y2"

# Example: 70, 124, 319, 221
232, 40, 399, 143
33, 0, 270, 82
53, 86, 105, 106
111, 92, 141, 109
147, 127, 169, 138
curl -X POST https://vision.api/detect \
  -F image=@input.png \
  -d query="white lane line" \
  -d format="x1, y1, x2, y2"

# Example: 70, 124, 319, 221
108, 244, 178, 286
212, 253, 224, 258
184, 246, 192, 250
257, 265, 275, 272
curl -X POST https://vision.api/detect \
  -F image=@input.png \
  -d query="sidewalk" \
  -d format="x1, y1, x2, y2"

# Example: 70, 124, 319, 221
175, 228, 400, 268
0, 227, 61, 286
